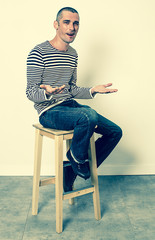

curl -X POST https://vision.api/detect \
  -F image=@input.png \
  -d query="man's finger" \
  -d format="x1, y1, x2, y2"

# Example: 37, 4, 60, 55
104, 89, 118, 93
107, 89, 118, 92
40, 84, 46, 89
104, 83, 113, 88
55, 85, 65, 93
52, 87, 64, 94
59, 85, 65, 89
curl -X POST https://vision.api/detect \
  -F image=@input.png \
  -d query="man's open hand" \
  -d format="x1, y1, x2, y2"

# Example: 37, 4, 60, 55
40, 84, 65, 96
91, 83, 118, 95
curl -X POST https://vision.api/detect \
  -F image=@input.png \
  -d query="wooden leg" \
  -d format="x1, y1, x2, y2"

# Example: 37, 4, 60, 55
89, 134, 101, 220
66, 139, 72, 152
32, 129, 43, 215
66, 139, 74, 205
55, 135, 63, 233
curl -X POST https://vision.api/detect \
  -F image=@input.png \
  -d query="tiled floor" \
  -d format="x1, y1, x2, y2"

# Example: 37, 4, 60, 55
0, 175, 155, 240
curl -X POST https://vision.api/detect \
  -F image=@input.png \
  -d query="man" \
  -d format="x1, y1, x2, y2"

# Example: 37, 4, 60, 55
26, 7, 122, 192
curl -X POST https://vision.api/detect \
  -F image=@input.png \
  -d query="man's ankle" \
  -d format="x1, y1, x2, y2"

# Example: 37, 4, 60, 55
70, 149, 86, 164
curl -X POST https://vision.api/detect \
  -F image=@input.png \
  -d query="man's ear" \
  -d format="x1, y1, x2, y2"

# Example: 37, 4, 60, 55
54, 20, 59, 30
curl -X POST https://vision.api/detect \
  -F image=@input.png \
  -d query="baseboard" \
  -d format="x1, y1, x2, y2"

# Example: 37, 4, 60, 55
0, 164, 155, 176
97, 164, 155, 175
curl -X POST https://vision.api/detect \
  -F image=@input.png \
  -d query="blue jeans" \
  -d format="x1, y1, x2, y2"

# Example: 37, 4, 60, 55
39, 99, 122, 165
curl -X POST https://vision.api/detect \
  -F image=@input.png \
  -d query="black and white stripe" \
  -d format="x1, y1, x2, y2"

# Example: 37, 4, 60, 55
26, 41, 92, 116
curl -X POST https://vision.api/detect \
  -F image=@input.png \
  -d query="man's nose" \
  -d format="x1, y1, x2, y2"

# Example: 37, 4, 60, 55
69, 23, 74, 31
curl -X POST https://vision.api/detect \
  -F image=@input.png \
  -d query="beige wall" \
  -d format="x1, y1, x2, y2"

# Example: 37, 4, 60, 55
1, 0, 155, 175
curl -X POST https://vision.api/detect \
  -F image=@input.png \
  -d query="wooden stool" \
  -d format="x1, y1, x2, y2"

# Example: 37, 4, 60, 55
32, 123, 101, 233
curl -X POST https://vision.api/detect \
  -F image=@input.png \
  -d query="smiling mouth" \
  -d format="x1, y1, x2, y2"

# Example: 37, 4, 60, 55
66, 33, 75, 37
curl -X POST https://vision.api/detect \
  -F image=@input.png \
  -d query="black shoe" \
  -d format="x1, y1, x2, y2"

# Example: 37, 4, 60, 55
63, 161, 77, 192
66, 150, 90, 180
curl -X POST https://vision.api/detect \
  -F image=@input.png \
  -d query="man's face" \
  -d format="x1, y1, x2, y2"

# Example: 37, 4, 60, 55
55, 11, 79, 44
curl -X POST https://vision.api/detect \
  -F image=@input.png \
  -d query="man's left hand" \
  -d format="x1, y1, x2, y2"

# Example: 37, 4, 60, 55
91, 83, 118, 95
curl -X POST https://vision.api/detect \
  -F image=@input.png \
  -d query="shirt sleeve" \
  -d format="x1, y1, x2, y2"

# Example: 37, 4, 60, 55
26, 46, 53, 103
69, 56, 94, 99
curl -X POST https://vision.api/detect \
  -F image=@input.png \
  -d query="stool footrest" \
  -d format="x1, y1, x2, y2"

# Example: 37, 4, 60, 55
39, 177, 55, 187
63, 185, 94, 200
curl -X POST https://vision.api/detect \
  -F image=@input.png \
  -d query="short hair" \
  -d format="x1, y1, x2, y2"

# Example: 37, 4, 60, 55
56, 7, 79, 23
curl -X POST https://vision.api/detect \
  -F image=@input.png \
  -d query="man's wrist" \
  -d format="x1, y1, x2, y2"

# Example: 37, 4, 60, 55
91, 87, 97, 95
90, 87, 97, 97
44, 90, 53, 100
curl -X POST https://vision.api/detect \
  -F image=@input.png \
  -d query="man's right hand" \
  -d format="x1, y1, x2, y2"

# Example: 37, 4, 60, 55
40, 84, 65, 96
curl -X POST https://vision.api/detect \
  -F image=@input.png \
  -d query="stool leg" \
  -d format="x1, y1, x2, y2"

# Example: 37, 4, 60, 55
32, 129, 43, 215
66, 139, 74, 205
55, 135, 63, 233
66, 139, 72, 157
89, 134, 101, 220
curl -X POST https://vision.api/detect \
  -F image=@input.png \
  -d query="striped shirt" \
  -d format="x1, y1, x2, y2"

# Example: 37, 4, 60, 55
26, 40, 93, 116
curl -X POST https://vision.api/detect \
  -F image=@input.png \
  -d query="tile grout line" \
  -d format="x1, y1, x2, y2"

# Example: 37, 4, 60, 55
21, 199, 32, 240
118, 179, 136, 240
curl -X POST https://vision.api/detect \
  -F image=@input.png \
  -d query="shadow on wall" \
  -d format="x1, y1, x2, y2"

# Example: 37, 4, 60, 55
98, 145, 137, 175
106, 146, 136, 165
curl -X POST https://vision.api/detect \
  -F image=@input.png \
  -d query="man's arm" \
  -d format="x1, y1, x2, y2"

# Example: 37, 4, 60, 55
26, 46, 48, 103
91, 83, 118, 96
68, 68, 93, 99
68, 60, 117, 99
26, 46, 65, 103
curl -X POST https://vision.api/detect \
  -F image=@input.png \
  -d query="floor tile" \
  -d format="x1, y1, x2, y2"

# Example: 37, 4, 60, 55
1, 176, 155, 239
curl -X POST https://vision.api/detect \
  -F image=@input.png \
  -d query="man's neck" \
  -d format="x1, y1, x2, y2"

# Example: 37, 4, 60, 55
49, 37, 69, 52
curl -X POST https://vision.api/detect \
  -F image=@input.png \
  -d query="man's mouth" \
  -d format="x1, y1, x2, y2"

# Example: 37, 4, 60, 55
66, 33, 75, 37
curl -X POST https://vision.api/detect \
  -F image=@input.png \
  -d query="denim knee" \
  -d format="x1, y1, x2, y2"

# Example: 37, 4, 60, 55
80, 108, 98, 129
114, 126, 123, 140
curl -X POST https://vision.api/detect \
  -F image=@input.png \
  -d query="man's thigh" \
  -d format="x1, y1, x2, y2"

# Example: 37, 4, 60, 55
39, 103, 90, 130
74, 103, 121, 135
95, 113, 122, 135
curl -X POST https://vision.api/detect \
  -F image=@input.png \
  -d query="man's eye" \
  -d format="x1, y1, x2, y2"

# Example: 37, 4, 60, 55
64, 21, 70, 24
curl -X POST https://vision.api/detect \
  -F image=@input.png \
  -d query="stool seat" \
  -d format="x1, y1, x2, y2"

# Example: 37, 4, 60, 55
32, 123, 101, 233
33, 123, 74, 136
